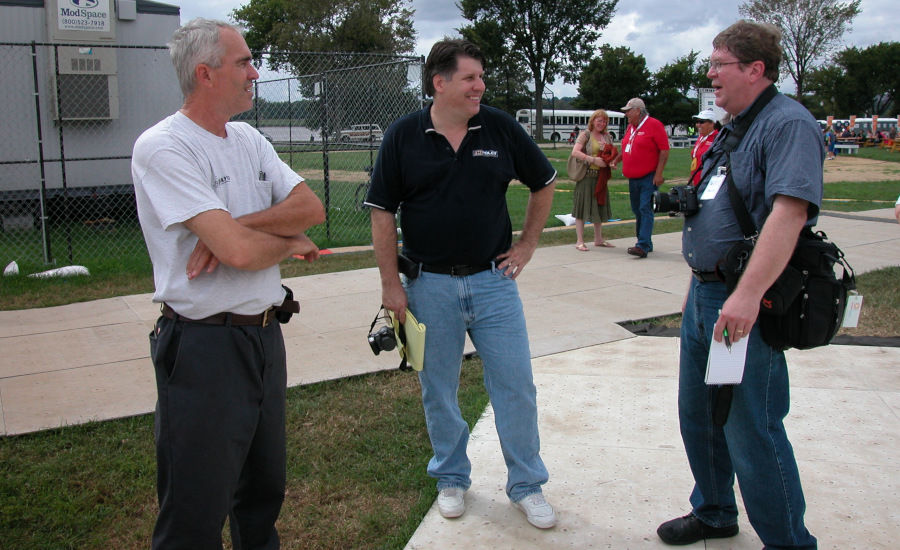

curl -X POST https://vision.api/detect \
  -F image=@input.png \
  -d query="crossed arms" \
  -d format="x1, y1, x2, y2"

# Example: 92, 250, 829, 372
184, 182, 325, 278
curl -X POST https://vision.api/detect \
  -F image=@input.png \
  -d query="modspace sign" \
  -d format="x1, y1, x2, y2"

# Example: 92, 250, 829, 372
57, 0, 111, 33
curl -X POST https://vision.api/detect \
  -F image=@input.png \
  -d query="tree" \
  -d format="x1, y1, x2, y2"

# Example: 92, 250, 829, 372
459, 0, 618, 139
460, 20, 532, 115
649, 51, 703, 132
804, 64, 851, 118
739, 0, 861, 100
575, 45, 650, 113
233, 0, 416, 61
806, 42, 900, 118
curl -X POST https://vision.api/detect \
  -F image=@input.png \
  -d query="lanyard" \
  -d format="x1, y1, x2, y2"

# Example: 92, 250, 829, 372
692, 133, 712, 157
625, 116, 648, 151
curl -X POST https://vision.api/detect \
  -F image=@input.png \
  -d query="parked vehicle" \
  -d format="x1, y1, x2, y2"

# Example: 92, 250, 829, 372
339, 124, 384, 142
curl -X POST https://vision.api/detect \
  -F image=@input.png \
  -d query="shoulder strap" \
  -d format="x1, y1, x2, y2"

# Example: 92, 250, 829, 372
722, 84, 780, 240
721, 84, 778, 154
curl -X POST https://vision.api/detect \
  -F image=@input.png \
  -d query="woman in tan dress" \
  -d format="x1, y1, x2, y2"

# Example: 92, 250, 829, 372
570, 109, 614, 251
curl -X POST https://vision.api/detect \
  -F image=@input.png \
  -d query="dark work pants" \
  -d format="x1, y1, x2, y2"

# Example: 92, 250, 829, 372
149, 316, 287, 550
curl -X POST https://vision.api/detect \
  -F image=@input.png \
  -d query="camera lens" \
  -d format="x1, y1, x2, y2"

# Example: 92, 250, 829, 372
653, 191, 672, 213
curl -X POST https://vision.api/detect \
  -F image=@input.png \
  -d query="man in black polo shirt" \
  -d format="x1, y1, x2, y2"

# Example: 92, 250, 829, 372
365, 39, 558, 529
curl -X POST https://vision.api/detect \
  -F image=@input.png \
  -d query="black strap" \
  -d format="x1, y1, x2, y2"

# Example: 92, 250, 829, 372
720, 84, 780, 241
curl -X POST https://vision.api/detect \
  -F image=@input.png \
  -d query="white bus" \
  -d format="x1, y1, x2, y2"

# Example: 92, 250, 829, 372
818, 117, 898, 133
516, 108, 626, 142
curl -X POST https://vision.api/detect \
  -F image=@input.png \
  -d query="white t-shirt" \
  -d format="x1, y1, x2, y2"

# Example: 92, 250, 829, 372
132, 112, 302, 318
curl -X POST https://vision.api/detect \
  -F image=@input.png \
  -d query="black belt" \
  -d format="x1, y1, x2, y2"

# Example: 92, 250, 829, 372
420, 263, 493, 277
692, 270, 721, 283
161, 303, 275, 327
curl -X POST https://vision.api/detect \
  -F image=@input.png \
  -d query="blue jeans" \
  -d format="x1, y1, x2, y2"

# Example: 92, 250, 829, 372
679, 279, 816, 550
404, 266, 549, 502
629, 173, 656, 252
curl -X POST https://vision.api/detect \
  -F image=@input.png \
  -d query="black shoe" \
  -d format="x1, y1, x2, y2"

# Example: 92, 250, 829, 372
657, 513, 739, 545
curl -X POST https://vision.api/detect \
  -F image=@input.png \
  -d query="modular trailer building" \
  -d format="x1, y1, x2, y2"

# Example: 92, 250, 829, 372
0, 0, 182, 229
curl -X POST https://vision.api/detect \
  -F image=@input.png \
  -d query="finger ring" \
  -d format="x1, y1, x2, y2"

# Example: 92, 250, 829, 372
736, 329, 744, 333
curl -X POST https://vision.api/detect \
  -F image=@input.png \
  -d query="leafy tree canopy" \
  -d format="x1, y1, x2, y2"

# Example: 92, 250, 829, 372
648, 51, 704, 130
233, 0, 416, 60
739, 0, 861, 99
806, 42, 900, 118
575, 45, 650, 112
459, 0, 618, 136
459, 19, 532, 115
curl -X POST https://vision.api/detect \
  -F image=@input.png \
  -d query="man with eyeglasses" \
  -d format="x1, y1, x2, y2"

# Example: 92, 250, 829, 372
688, 110, 720, 186
657, 20, 820, 549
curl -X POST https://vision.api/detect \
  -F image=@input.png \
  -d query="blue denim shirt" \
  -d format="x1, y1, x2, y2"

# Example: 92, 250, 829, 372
682, 92, 824, 272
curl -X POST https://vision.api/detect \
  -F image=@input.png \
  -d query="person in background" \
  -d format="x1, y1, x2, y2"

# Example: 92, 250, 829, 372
657, 20, 819, 549
132, 18, 325, 548
365, 38, 558, 530
824, 126, 836, 160
570, 109, 616, 250
689, 109, 720, 184
610, 97, 669, 258
895, 195, 900, 223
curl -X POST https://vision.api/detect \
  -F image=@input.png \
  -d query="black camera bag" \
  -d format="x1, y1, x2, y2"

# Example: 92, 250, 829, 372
717, 226, 855, 350
716, 156, 857, 351
707, 83, 856, 351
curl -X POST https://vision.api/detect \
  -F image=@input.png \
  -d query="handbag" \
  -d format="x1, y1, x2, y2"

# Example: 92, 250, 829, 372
566, 137, 589, 181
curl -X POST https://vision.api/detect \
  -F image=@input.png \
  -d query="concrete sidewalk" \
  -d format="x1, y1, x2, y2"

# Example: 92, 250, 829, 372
1, 209, 899, 549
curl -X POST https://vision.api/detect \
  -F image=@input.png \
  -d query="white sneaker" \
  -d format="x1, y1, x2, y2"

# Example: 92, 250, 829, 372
512, 493, 557, 529
437, 487, 466, 518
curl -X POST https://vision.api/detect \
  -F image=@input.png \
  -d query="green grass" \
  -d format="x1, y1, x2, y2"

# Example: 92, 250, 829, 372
0, 358, 489, 550
2, 265, 897, 548
3, 147, 898, 311
2, 142, 898, 548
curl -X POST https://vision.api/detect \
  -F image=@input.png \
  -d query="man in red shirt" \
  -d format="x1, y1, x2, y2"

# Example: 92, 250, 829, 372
611, 98, 669, 258
689, 110, 720, 185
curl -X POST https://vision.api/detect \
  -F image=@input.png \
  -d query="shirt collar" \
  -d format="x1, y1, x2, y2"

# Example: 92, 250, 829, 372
422, 103, 483, 134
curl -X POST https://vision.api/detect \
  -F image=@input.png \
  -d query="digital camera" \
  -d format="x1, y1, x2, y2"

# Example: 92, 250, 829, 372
653, 184, 700, 216
367, 319, 397, 356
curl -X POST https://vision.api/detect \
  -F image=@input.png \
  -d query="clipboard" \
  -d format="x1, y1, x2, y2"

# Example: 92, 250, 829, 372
390, 309, 426, 371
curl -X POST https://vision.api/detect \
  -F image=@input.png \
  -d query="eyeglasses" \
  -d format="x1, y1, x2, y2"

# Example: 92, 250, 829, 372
708, 60, 742, 73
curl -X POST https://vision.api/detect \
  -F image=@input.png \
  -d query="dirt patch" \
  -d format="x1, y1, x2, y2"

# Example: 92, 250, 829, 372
823, 156, 900, 183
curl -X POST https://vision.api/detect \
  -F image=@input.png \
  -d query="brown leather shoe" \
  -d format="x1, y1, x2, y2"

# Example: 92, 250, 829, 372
657, 513, 738, 545
627, 246, 648, 258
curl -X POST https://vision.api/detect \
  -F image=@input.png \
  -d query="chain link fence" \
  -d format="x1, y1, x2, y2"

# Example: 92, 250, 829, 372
0, 42, 423, 276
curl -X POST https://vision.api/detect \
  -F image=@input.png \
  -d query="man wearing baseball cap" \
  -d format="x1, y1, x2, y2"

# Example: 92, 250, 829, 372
611, 98, 669, 258
689, 110, 720, 185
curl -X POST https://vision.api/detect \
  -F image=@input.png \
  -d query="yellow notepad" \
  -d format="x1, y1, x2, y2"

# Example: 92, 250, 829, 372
390, 309, 426, 371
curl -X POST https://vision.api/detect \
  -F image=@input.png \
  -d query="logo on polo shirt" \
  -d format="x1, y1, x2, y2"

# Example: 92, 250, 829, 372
472, 149, 498, 158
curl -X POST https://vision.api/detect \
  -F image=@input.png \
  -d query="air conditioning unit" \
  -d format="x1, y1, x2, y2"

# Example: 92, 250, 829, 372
52, 46, 119, 121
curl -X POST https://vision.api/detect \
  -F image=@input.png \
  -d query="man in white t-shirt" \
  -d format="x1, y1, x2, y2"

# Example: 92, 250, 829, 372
132, 18, 324, 549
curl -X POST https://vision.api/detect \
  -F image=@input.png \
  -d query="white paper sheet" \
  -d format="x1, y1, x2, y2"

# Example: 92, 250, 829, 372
705, 334, 749, 385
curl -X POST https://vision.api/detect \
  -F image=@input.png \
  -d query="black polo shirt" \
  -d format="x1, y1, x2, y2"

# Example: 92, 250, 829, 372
365, 104, 557, 266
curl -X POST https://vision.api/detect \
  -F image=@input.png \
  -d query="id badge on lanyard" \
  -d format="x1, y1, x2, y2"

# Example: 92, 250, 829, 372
701, 166, 727, 200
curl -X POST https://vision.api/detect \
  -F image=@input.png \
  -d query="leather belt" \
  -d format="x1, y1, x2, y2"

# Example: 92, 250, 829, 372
161, 303, 275, 327
692, 270, 721, 283
420, 263, 493, 277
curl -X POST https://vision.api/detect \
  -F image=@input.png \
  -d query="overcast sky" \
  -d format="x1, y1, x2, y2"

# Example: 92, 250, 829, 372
175, 0, 892, 97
